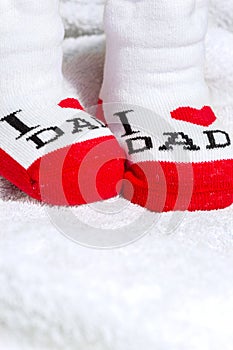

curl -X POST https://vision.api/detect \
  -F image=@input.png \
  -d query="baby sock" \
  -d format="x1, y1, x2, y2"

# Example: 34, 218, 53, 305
0, 0, 125, 206
100, 0, 233, 212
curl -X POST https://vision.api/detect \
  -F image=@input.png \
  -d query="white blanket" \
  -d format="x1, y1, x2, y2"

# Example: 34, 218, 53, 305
0, 2, 233, 350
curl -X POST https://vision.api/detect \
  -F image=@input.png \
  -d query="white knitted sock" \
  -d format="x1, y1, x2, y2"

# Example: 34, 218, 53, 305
100, 0, 233, 212
0, 0, 125, 205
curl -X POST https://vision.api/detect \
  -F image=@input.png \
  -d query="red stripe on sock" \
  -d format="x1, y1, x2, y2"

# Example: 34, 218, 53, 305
123, 160, 233, 212
0, 136, 125, 205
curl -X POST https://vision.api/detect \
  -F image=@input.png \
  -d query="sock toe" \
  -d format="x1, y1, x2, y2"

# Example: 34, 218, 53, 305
123, 159, 233, 212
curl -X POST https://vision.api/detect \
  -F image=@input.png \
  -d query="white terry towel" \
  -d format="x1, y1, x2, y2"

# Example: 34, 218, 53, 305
60, 0, 105, 37
209, 0, 233, 32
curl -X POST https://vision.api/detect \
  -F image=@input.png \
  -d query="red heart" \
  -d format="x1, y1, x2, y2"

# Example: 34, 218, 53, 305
171, 106, 216, 127
58, 98, 84, 110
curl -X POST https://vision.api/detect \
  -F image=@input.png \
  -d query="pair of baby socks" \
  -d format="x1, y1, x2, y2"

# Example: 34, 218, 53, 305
0, 0, 232, 211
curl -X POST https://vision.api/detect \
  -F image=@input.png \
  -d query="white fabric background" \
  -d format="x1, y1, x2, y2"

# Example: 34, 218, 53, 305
0, 1, 233, 349
61, 0, 105, 37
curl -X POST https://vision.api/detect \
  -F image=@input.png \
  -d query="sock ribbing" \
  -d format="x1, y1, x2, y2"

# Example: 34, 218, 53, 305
0, 0, 64, 104
101, 0, 210, 117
